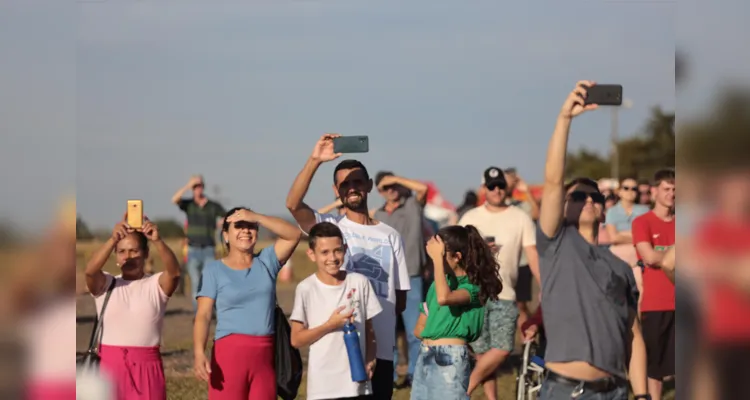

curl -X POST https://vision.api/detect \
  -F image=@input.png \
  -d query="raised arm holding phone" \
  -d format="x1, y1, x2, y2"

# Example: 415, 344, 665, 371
535, 81, 649, 400
83, 207, 181, 400
286, 134, 411, 400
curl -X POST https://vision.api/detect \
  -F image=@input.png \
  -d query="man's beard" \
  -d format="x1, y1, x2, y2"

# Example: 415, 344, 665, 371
343, 195, 367, 211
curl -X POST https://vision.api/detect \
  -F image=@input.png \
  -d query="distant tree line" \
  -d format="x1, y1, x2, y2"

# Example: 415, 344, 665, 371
565, 106, 675, 181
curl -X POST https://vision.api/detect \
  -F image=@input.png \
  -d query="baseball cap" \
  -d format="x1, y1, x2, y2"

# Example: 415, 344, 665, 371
482, 166, 508, 188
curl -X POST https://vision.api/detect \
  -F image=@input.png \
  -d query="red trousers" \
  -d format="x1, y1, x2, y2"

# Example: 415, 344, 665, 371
209, 334, 276, 400
100, 345, 165, 400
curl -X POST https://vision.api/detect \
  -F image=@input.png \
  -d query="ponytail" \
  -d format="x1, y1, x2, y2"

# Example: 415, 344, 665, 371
437, 225, 502, 305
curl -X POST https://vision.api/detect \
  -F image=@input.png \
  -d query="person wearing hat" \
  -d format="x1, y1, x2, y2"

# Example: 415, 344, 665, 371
459, 167, 540, 399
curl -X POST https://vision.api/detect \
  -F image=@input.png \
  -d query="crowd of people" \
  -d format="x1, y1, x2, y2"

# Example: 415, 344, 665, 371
82, 81, 675, 400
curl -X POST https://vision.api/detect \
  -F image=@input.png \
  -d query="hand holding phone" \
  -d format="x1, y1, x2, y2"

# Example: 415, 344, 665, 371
333, 136, 369, 154
312, 134, 343, 163
583, 84, 623, 106
127, 200, 144, 229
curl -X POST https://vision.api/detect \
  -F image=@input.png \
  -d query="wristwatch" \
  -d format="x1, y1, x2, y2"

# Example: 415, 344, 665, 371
634, 395, 652, 400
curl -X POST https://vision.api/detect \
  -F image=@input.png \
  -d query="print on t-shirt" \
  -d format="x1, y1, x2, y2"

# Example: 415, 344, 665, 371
348, 242, 392, 298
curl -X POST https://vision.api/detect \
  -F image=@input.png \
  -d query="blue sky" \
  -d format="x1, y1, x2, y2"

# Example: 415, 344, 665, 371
0, 0, 743, 230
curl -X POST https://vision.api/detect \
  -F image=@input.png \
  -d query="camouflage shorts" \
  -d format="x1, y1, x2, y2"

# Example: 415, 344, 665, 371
470, 299, 519, 354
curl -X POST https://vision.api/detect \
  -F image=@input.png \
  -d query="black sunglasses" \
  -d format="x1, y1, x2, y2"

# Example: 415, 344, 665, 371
621, 186, 638, 191
486, 182, 507, 191
233, 221, 259, 230
568, 191, 606, 204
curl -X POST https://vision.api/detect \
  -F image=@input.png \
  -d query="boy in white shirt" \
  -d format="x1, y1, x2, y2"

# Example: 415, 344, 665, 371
290, 222, 382, 400
286, 134, 411, 400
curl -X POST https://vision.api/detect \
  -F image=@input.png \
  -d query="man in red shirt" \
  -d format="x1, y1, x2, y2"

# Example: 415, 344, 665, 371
632, 168, 675, 400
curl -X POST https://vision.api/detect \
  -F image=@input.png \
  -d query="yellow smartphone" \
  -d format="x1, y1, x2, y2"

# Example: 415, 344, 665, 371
127, 200, 143, 229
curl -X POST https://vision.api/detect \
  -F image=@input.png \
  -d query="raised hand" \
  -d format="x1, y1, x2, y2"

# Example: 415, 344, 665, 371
559, 80, 599, 119
141, 217, 160, 241
376, 175, 400, 190
426, 235, 446, 260
311, 133, 343, 163
226, 208, 259, 224
111, 212, 133, 243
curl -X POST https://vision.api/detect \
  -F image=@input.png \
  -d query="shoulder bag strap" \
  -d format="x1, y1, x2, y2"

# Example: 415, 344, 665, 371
86, 278, 117, 353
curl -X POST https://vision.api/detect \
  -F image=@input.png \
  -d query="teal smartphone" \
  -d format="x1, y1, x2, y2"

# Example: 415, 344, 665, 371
333, 136, 369, 153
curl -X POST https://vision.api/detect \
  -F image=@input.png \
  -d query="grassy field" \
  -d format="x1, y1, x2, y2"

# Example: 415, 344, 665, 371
74, 239, 674, 400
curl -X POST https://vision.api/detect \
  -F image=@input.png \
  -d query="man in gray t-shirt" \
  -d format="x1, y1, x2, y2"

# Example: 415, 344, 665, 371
372, 171, 429, 387
535, 82, 649, 400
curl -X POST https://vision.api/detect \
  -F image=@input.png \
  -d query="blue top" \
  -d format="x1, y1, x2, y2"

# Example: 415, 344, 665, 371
605, 203, 650, 233
197, 246, 281, 340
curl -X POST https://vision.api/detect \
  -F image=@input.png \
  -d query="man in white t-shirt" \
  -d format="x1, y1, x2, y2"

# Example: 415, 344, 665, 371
459, 166, 541, 399
286, 133, 411, 400
290, 222, 383, 400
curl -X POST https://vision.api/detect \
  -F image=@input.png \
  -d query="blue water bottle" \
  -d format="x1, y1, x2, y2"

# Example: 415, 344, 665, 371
343, 321, 368, 382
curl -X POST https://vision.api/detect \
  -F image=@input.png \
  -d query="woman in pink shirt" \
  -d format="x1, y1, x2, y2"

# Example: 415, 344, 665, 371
84, 213, 181, 400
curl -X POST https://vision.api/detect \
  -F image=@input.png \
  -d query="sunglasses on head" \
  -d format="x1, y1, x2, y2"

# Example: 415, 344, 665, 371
568, 191, 605, 204
486, 182, 507, 191
233, 221, 258, 230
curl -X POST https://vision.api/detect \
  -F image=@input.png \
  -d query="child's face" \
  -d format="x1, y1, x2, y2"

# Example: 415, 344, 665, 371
307, 236, 347, 276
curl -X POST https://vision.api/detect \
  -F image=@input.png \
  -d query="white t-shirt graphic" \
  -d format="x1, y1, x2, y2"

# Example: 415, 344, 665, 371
313, 212, 411, 361
290, 272, 382, 400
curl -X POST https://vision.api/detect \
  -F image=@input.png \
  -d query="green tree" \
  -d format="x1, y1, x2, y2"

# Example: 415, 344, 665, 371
76, 216, 94, 240
565, 106, 675, 180
153, 219, 186, 238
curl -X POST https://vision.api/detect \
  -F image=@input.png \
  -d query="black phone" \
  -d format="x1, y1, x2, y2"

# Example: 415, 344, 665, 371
333, 136, 369, 153
584, 84, 623, 106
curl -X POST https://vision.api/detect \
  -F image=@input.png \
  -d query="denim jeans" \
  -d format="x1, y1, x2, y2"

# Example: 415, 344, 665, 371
539, 377, 628, 400
410, 344, 471, 400
185, 245, 216, 313
393, 276, 423, 381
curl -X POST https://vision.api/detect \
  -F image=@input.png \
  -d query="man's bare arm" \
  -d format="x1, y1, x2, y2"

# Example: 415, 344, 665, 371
286, 157, 323, 234
538, 116, 573, 238
539, 81, 597, 238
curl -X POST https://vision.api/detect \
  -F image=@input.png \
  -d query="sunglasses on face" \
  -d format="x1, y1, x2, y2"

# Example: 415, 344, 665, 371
621, 186, 638, 191
233, 221, 259, 230
568, 191, 606, 205
381, 184, 397, 191
486, 183, 507, 191
193, 184, 204, 189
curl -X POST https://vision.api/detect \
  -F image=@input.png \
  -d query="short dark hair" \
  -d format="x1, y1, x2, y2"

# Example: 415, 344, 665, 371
653, 168, 675, 186
117, 231, 149, 254
564, 177, 599, 193
308, 222, 344, 249
374, 171, 394, 186
333, 159, 370, 185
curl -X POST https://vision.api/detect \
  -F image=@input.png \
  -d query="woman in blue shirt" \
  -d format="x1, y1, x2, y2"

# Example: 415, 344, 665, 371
605, 178, 650, 266
193, 207, 301, 400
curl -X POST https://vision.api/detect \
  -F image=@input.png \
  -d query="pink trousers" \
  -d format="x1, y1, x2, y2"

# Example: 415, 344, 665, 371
100, 345, 166, 400
26, 380, 76, 400
210, 334, 276, 400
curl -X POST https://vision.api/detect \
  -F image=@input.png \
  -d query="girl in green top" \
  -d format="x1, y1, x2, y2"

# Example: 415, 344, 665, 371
411, 225, 502, 400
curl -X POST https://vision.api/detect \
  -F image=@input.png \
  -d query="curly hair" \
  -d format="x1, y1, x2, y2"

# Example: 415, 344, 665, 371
437, 225, 502, 305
